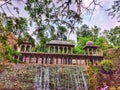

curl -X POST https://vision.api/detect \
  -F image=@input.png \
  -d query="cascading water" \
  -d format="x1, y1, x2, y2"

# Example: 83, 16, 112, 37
34, 66, 88, 90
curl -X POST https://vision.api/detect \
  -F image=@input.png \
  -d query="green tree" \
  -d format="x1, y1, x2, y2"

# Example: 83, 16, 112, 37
0, 13, 28, 41
94, 36, 110, 50
104, 26, 120, 48
76, 24, 93, 40
73, 36, 92, 54
91, 25, 100, 38
7, 17, 28, 38
57, 26, 67, 40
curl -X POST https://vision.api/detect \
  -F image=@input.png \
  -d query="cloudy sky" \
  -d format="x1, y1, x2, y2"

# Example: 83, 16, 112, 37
0, 0, 119, 36
82, 0, 119, 30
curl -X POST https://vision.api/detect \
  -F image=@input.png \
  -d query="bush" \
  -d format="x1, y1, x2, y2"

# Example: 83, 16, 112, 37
100, 60, 115, 73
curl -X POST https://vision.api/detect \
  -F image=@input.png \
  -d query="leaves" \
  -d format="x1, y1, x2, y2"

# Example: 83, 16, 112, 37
100, 60, 115, 73
104, 26, 120, 48
107, 0, 120, 21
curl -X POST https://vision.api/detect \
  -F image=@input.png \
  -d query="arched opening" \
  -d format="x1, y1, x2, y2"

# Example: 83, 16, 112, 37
64, 47, 67, 53
55, 46, 58, 53
21, 45, 25, 51
26, 45, 30, 52
68, 47, 71, 54
50, 47, 54, 53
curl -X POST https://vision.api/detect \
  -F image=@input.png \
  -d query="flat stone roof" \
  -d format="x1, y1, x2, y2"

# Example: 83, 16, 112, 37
46, 40, 74, 46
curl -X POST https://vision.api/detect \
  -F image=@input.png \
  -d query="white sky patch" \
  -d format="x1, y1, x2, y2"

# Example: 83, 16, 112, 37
83, 0, 94, 7
114, 22, 120, 27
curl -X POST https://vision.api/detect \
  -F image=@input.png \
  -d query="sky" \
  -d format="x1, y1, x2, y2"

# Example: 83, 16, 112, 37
0, 0, 119, 41
82, 0, 119, 30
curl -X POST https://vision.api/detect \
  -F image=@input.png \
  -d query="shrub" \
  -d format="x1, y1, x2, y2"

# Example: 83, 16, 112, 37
100, 60, 115, 73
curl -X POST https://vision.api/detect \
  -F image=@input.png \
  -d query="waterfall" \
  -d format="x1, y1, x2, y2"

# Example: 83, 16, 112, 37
34, 66, 43, 90
82, 71, 88, 90
43, 68, 49, 90
34, 66, 88, 90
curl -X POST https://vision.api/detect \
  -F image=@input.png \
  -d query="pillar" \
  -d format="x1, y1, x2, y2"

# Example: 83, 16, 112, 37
67, 47, 68, 53
36, 56, 38, 63
84, 49, 86, 55
48, 46, 51, 53
92, 48, 94, 54
87, 48, 89, 55
53, 46, 55, 53
96, 49, 98, 55
30, 45, 32, 52
70, 47, 72, 54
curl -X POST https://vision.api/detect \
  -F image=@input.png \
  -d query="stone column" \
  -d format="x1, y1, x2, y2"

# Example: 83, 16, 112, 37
84, 49, 86, 55
48, 46, 50, 53
87, 48, 89, 55
30, 45, 32, 52
70, 47, 72, 54
92, 48, 94, 54
96, 49, 98, 55
36, 56, 38, 63
53, 46, 56, 53
67, 47, 68, 53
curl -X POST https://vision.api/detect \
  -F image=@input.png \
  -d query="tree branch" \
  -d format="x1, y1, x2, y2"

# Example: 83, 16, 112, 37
0, 0, 11, 7
6, 3, 15, 17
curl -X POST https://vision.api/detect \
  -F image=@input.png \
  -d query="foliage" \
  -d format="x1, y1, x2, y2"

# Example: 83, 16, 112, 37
0, 13, 28, 39
0, 20, 22, 63
73, 36, 92, 54
74, 24, 110, 54
100, 60, 115, 73
88, 67, 98, 90
91, 66, 99, 73
94, 36, 110, 50
1, 44, 21, 63
57, 26, 67, 40
76, 24, 93, 40
107, 0, 120, 21
104, 26, 120, 48
17, 32, 35, 46
88, 66, 108, 90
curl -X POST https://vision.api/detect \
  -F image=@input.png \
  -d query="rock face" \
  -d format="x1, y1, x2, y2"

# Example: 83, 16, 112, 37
104, 49, 120, 84
7, 33, 17, 50
0, 64, 35, 90
0, 64, 88, 90
113, 59, 120, 84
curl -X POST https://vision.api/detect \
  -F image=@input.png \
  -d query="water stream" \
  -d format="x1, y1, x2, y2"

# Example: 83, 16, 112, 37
34, 66, 88, 90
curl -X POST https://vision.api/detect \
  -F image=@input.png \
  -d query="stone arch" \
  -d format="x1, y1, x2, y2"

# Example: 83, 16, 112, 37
50, 46, 54, 53
55, 46, 58, 53
68, 47, 71, 53
21, 45, 25, 51
26, 45, 30, 52
64, 47, 67, 53
60, 46, 63, 54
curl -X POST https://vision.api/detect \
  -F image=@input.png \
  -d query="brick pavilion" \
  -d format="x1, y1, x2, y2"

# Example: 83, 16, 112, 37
18, 40, 103, 65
